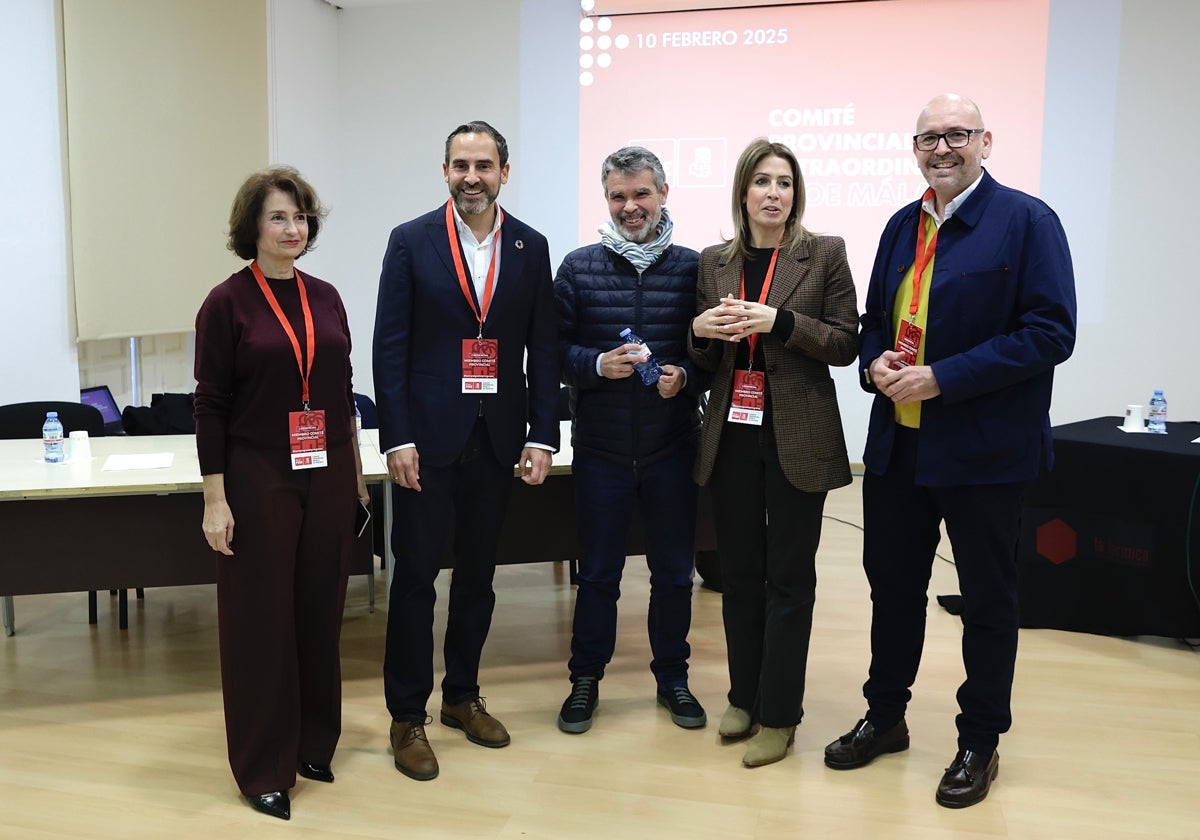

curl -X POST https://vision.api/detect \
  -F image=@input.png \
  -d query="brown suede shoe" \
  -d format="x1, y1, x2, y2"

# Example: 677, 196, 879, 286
440, 697, 511, 747
390, 719, 439, 781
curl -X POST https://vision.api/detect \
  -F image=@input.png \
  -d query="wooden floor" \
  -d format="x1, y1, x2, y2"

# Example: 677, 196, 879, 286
1, 478, 1197, 838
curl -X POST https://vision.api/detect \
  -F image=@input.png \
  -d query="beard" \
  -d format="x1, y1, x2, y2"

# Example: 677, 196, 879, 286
451, 183, 498, 218
615, 208, 662, 243
920, 152, 979, 192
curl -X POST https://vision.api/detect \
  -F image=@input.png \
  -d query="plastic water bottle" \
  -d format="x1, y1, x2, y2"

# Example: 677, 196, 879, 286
619, 328, 663, 386
42, 411, 65, 463
1147, 389, 1167, 434
354, 399, 363, 445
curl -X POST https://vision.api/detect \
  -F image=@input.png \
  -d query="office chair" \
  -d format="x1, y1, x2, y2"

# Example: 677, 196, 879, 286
0, 401, 105, 439
0, 401, 141, 634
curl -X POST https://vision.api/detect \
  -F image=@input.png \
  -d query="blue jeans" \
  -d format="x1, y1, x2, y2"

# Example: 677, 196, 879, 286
568, 442, 699, 687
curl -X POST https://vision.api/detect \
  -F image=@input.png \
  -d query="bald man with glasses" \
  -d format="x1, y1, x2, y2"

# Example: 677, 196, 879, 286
824, 94, 1077, 808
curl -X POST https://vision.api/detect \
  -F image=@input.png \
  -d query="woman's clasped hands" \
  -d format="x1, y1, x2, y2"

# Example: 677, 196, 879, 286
695, 294, 776, 342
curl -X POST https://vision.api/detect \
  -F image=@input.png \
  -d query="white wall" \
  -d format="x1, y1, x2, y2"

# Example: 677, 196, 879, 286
518, 0, 581, 270
267, 0, 354, 382
332, 0, 523, 404
0, 0, 79, 403
1050, 0, 1200, 426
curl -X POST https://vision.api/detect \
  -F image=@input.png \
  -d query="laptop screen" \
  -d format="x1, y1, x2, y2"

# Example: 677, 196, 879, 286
80, 385, 122, 425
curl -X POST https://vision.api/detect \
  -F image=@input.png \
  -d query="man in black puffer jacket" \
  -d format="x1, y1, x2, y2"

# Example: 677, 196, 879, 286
553, 147, 709, 735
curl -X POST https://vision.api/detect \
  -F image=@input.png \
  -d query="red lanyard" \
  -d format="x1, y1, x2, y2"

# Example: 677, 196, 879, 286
445, 199, 503, 338
908, 188, 938, 319
737, 247, 780, 368
251, 261, 315, 408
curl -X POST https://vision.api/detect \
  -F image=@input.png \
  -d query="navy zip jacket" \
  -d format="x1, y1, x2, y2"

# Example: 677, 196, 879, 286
554, 242, 707, 466
859, 170, 1077, 486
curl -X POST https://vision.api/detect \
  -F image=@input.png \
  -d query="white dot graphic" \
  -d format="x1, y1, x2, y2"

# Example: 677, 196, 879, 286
580, 71, 594, 86
580, 35, 594, 50
579, 18, 594, 33
597, 53, 611, 68
597, 35, 611, 50
615, 33, 630, 49
580, 0, 595, 11
580, 53, 594, 69
598, 17, 612, 32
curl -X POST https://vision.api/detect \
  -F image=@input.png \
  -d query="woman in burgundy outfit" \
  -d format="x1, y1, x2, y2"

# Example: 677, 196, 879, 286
194, 166, 367, 820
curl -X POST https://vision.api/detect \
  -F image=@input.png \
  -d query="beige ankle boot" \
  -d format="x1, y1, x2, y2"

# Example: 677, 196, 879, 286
742, 725, 795, 767
719, 704, 753, 739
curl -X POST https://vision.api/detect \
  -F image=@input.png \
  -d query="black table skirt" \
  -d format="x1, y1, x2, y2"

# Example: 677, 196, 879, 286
1018, 417, 1200, 638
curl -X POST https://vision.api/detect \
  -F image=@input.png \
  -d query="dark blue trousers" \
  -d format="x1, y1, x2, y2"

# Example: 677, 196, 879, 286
568, 441, 698, 687
383, 417, 515, 721
862, 426, 1025, 754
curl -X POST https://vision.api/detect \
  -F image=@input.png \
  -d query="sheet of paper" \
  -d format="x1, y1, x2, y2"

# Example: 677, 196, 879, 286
101, 452, 175, 471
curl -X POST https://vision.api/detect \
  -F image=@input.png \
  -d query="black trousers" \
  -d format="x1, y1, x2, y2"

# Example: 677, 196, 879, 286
709, 421, 827, 729
862, 426, 1025, 754
383, 417, 515, 721
217, 439, 354, 797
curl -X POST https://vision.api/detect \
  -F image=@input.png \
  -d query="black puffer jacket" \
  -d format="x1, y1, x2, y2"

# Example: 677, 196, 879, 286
554, 243, 707, 466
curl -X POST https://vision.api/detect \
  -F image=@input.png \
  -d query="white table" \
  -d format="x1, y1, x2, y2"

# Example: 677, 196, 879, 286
0, 433, 389, 636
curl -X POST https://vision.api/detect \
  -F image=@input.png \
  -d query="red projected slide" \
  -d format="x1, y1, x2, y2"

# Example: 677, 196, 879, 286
578, 0, 1050, 300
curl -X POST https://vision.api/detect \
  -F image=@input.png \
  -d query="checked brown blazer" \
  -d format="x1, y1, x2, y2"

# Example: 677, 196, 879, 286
687, 235, 860, 493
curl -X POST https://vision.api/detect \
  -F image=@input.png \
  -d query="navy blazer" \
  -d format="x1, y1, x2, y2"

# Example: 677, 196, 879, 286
372, 203, 560, 468
860, 170, 1077, 486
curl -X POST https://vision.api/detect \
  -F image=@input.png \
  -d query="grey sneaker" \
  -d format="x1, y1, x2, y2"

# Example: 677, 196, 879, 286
656, 685, 707, 729
558, 676, 599, 733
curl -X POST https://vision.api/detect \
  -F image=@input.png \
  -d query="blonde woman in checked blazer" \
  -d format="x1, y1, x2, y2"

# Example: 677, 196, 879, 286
687, 139, 859, 768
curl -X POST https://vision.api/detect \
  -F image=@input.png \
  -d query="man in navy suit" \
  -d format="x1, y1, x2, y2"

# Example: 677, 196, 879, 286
823, 95, 1076, 808
373, 121, 559, 782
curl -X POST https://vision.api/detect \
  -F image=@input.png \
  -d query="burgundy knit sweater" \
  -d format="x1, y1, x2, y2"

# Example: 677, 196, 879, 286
194, 266, 355, 475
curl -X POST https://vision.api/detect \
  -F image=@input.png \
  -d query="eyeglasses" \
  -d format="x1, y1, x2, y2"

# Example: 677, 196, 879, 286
912, 129, 984, 151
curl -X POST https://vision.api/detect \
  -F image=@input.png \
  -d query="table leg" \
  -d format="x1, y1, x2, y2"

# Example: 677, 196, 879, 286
383, 481, 394, 596
2, 595, 13, 637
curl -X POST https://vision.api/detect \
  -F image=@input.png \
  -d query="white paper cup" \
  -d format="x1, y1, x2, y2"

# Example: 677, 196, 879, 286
1122, 404, 1145, 431
69, 429, 92, 461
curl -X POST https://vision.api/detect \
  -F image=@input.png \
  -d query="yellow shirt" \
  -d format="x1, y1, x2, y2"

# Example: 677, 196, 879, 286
891, 212, 937, 428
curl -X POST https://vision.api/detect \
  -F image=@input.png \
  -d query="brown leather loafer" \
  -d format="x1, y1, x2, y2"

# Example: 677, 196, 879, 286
390, 719, 439, 781
440, 697, 511, 748
824, 718, 910, 769
936, 749, 998, 808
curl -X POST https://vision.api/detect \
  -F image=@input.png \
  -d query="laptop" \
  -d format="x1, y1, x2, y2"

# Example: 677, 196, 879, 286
80, 385, 126, 435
